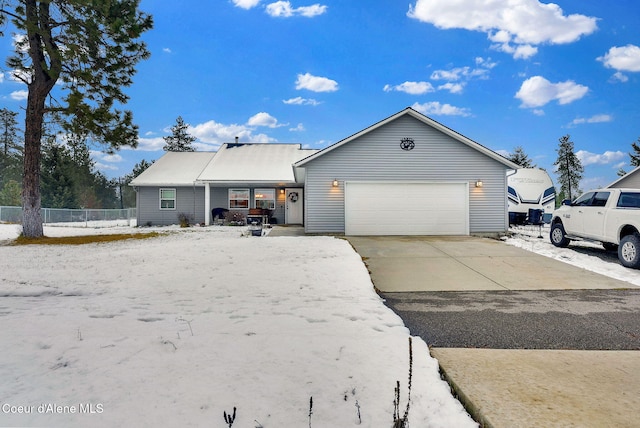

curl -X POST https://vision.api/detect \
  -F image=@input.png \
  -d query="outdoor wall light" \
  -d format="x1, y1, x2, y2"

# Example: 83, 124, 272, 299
475, 180, 483, 188
279, 188, 285, 194
332, 179, 339, 187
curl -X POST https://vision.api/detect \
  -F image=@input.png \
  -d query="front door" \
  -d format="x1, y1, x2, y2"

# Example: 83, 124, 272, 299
285, 188, 303, 224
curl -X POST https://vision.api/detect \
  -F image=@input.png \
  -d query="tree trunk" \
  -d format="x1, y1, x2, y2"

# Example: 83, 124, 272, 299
21, 88, 47, 238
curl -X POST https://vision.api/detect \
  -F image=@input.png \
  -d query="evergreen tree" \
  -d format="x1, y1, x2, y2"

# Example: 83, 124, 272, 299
40, 140, 77, 209
508, 146, 536, 168
0, 1, 153, 237
617, 168, 627, 177
629, 137, 640, 167
64, 131, 103, 208
0, 180, 22, 206
119, 159, 153, 208
553, 135, 583, 201
163, 116, 196, 152
0, 108, 23, 189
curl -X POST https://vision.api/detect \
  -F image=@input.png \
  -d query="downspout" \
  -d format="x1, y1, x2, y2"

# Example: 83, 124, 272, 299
204, 182, 211, 225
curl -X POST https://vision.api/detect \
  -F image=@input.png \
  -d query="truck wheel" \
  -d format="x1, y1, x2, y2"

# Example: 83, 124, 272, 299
618, 234, 640, 268
550, 223, 569, 247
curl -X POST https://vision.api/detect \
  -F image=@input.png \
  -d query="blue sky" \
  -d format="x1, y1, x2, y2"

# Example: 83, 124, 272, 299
2, 0, 640, 190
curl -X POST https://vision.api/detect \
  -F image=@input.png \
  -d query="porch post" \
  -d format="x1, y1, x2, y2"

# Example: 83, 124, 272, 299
204, 182, 211, 225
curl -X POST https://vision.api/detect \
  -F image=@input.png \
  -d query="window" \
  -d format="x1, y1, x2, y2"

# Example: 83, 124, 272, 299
617, 192, 640, 208
160, 188, 176, 210
254, 189, 275, 210
572, 192, 594, 206
591, 192, 610, 207
229, 189, 249, 209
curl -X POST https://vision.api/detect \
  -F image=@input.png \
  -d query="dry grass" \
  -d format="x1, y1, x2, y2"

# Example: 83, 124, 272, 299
12, 232, 163, 246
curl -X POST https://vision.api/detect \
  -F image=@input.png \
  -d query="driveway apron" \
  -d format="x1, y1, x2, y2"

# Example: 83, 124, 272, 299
346, 235, 640, 428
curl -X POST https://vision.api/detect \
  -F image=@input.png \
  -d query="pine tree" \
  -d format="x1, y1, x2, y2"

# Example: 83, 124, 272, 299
629, 137, 640, 167
0, 1, 153, 237
119, 159, 154, 208
40, 140, 77, 209
508, 146, 536, 168
0, 108, 23, 189
163, 116, 196, 152
553, 135, 583, 201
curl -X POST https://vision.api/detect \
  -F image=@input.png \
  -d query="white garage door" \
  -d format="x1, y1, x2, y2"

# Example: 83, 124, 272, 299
345, 182, 469, 235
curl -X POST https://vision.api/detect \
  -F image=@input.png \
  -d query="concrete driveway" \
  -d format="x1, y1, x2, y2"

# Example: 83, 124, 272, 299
347, 235, 626, 291
346, 235, 640, 428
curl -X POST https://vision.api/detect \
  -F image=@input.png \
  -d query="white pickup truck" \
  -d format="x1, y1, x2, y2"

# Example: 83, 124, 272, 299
549, 188, 640, 268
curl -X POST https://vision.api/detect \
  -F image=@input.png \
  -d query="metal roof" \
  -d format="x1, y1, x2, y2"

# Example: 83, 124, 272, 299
129, 152, 216, 186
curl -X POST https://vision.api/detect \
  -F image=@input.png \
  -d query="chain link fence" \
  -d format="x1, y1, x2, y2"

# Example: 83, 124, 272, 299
0, 206, 137, 228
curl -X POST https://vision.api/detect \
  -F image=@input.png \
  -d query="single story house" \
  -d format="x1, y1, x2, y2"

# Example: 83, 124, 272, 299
607, 166, 640, 189
130, 143, 317, 226
131, 107, 519, 235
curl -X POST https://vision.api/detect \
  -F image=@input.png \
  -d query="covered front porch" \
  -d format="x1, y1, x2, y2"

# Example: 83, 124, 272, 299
201, 183, 304, 226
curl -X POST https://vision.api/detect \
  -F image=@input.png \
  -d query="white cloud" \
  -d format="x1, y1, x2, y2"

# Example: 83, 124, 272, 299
133, 137, 165, 151
94, 162, 119, 172
10, 90, 28, 101
411, 101, 471, 117
162, 47, 172, 53
431, 67, 475, 81
430, 57, 495, 86
408, 0, 597, 59
383, 81, 434, 95
289, 123, 305, 132
283, 96, 321, 106
598, 44, 640, 72
492, 42, 538, 59
568, 114, 612, 127
515, 76, 588, 108
232, 0, 261, 9
295, 72, 338, 92
0, 73, 4, 84
610, 72, 629, 83
132, 123, 262, 151
10, 69, 30, 84
91, 151, 123, 165
247, 112, 285, 128
576, 150, 625, 166
533, 109, 545, 116
12, 34, 28, 53
266, 1, 327, 18
189, 119, 275, 148
437, 82, 465, 94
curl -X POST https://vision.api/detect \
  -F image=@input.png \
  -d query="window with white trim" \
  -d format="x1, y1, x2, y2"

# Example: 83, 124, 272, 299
160, 188, 176, 210
254, 189, 275, 210
229, 189, 250, 209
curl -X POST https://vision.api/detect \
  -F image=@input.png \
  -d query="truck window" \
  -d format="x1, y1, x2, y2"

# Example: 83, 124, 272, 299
591, 192, 610, 207
572, 192, 594, 206
617, 192, 640, 208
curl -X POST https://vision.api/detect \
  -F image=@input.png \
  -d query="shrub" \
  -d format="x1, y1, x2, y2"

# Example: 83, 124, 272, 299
177, 212, 192, 228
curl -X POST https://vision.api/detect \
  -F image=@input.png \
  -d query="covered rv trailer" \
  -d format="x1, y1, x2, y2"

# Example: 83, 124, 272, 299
507, 168, 555, 225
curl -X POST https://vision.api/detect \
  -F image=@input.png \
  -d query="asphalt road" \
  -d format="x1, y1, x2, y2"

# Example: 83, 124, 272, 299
381, 289, 640, 350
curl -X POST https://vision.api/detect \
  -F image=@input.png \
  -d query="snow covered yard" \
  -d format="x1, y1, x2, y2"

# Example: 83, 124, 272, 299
0, 224, 475, 428
505, 224, 640, 287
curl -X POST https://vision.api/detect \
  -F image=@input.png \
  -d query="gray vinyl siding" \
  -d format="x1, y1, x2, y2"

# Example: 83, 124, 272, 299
608, 172, 640, 189
303, 114, 509, 234
137, 185, 292, 226
137, 186, 205, 226
208, 186, 290, 224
